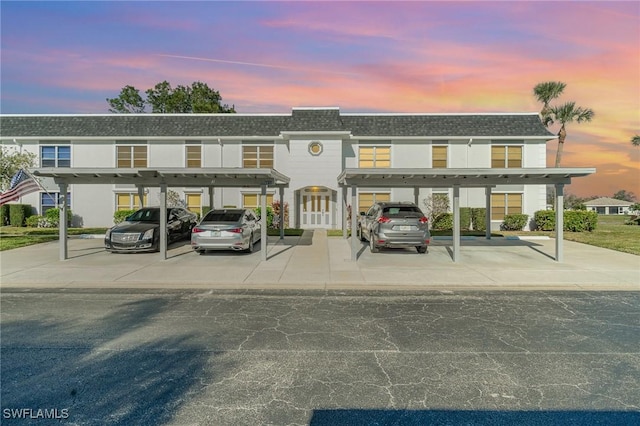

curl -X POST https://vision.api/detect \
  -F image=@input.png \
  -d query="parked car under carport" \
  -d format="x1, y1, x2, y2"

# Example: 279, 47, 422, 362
105, 207, 197, 253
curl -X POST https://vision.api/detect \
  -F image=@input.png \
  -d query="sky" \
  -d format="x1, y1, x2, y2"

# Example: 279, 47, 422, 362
1, 1, 638, 199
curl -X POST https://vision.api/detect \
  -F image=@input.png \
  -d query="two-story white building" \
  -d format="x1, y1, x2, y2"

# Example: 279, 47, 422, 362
1, 107, 555, 230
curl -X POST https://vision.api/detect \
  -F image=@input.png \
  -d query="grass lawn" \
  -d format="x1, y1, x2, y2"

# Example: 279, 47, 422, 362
0, 227, 107, 251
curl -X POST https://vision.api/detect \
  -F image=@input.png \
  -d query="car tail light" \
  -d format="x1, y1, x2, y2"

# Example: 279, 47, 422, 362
378, 216, 391, 223
228, 228, 243, 233
419, 216, 429, 224
192, 227, 205, 233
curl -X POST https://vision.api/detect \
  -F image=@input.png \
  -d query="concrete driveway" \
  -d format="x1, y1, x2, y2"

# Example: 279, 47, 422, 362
0, 230, 638, 290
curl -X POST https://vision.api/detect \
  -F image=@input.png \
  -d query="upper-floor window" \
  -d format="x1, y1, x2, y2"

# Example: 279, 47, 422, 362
243, 145, 273, 168
359, 146, 390, 168
117, 145, 147, 168
41, 146, 70, 168
432, 146, 447, 168
186, 144, 202, 168
492, 146, 522, 168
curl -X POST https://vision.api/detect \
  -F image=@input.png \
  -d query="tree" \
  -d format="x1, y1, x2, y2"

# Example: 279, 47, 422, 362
613, 190, 636, 202
107, 81, 235, 113
533, 81, 566, 126
422, 193, 450, 223
632, 135, 640, 147
0, 147, 37, 191
106, 85, 145, 113
548, 102, 594, 167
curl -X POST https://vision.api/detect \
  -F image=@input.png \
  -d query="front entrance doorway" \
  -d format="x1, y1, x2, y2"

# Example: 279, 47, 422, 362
300, 187, 333, 228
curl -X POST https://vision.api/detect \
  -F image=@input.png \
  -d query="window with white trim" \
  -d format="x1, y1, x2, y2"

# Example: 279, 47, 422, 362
186, 142, 202, 168
117, 145, 147, 168
491, 193, 522, 220
491, 145, 522, 168
359, 146, 390, 168
243, 145, 274, 168
432, 145, 447, 168
243, 193, 274, 209
40, 145, 70, 168
41, 192, 71, 214
116, 193, 147, 211
358, 192, 390, 214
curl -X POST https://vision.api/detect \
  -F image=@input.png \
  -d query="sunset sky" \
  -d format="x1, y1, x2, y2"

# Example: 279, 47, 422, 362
1, 1, 638, 198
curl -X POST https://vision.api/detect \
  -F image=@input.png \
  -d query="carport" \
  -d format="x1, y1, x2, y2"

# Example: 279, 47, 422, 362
338, 167, 595, 262
32, 167, 290, 261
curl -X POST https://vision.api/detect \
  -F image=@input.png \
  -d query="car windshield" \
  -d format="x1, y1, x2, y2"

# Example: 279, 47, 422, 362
127, 209, 163, 222
383, 206, 423, 218
203, 211, 243, 222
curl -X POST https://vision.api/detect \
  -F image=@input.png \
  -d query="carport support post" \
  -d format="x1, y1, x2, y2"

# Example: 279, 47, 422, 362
58, 182, 68, 261
208, 187, 214, 211
453, 184, 460, 262
261, 184, 268, 261
137, 186, 145, 208
413, 187, 419, 205
342, 186, 347, 239
351, 184, 357, 261
279, 186, 285, 240
159, 184, 167, 260
485, 186, 492, 239
555, 183, 564, 262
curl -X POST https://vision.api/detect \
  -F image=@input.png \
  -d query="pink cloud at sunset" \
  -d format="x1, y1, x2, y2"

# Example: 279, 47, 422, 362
1, 1, 638, 198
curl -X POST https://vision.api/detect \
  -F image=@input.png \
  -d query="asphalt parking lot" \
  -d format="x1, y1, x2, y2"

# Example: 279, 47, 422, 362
0, 230, 638, 290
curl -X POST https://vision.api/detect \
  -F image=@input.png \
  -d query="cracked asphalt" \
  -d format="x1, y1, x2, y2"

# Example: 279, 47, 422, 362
1, 289, 639, 425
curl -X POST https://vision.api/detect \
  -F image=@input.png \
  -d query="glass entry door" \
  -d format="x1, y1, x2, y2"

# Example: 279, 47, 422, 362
301, 188, 332, 228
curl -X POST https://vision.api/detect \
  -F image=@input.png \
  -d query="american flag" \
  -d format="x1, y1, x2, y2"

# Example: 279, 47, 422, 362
0, 169, 41, 206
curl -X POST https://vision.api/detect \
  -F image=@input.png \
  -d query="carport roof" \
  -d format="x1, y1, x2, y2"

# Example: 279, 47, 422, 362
31, 167, 290, 187
337, 167, 596, 187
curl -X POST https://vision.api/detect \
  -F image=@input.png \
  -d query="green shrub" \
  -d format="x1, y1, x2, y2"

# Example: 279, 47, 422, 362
254, 206, 275, 228
534, 210, 555, 231
625, 215, 640, 226
460, 207, 472, 230
502, 214, 529, 231
432, 213, 453, 230
9, 204, 32, 227
25, 215, 42, 227
470, 208, 486, 231
534, 210, 598, 232
1, 204, 10, 226
564, 210, 598, 231
45, 207, 72, 226
114, 209, 136, 224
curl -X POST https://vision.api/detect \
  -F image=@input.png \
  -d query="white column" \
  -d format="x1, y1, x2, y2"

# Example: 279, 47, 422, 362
453, 185, 460, 262
260, 184, 268, 261
159, 184, 167, 260
342, 186, 348, 239
351, 184, 358, 261
59, 183, 68, 261
555, 183, 564, 262
485, 186, 492, 239
279, 186, 285, 240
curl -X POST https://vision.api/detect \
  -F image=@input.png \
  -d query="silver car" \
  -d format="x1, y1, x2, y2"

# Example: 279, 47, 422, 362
191, 209, 261, 254
358, 202, 430, 254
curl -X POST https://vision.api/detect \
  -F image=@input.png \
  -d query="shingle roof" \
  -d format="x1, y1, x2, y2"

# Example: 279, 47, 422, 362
0, 108, 554, 138
584, 197, 633, 207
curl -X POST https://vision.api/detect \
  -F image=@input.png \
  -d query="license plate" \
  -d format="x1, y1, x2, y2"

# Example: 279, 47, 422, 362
211, 231, 220, 237
396, 225, 412, 231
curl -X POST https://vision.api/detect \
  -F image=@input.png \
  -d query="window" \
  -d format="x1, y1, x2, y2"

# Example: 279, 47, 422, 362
41, 192, 71, 214
491, 146, 522, 168
243, 145, 274, 168
40, 146, 70, 167
186, 145, 201, 168
185, 193, 202, 216
116, 193, 147, 211
359, 146, 390, 168
117, 145, 147, 168
243, 193, 274, 209
491, 193, 522, 220
432, 146, 447, 168
358, 192, 390, 214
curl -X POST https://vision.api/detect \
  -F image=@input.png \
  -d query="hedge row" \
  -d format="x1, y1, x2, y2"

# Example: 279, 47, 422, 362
432, 208, 487, 231
534, 210, 598, 231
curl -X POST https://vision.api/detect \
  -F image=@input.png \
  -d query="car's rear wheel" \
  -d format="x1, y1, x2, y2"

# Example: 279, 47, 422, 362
416, 246, 427, 254
369, 236, 379, 253
195, 249, 205, 254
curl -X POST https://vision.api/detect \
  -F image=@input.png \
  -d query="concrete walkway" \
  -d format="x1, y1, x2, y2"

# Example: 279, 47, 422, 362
0, 230, 638, 290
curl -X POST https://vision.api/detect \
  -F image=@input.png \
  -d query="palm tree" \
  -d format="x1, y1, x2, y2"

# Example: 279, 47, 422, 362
632, 135, 640, 146
548, 102, 594, 167
533, 81, 567, 126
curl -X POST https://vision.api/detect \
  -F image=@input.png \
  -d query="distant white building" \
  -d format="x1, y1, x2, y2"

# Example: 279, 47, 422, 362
1, 107, 556, 229
584, 197, 634, 215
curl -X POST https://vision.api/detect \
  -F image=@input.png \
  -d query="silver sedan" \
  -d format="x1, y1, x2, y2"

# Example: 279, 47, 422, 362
191, 209, 261, 254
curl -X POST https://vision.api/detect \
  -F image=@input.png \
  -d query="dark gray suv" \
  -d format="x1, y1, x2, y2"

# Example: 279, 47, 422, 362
358, 202, 430, 254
